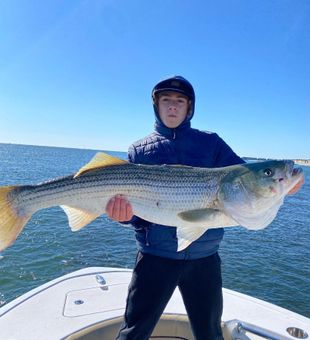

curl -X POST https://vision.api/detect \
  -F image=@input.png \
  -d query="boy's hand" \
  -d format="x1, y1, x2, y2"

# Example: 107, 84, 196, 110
106, 195, 133, 222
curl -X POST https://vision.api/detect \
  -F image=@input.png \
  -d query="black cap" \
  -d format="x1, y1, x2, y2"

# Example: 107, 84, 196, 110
152, 75, 195, 100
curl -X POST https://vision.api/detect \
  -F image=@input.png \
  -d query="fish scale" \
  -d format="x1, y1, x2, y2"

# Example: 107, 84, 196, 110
0, 152, 304, 251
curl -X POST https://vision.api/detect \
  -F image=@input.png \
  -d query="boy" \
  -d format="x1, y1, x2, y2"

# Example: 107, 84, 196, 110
106, 76, 302, 339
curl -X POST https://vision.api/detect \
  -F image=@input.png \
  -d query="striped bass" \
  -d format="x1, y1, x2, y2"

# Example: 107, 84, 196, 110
0, 152, 304, 252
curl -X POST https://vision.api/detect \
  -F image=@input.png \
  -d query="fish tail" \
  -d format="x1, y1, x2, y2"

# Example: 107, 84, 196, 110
0, 186, 30, 251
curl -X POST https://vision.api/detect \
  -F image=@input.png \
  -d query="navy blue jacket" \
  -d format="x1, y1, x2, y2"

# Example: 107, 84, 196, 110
128, 119, 244, 259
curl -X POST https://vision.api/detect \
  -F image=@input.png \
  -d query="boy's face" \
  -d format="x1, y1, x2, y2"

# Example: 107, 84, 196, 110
157, 91, 190, 128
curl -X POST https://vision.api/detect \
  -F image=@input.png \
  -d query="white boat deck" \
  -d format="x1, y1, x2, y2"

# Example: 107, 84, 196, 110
0, 267, 309, 340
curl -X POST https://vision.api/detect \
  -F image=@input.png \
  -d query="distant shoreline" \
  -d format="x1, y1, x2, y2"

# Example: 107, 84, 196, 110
294, 160, 310, 167
243, 157, 310, 167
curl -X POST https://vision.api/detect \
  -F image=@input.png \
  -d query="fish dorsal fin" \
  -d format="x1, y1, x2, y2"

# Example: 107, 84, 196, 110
60, 205, 99, 231
74, 152, 128, 178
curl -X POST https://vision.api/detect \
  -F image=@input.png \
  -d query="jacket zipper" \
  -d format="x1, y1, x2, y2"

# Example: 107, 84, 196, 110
145, 226, 150, 246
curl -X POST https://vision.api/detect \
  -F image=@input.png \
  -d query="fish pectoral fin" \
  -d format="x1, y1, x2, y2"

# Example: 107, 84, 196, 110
60, 205, 99, 231
74, 152, 128, 178
178, 208, 222, 223
176, 226, 208, 252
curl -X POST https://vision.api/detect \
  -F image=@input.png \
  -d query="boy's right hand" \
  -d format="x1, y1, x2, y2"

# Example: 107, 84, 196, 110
106, 195, 133, 222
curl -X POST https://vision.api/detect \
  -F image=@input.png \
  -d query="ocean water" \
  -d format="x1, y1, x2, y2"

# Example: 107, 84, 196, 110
0, 143, 309, 318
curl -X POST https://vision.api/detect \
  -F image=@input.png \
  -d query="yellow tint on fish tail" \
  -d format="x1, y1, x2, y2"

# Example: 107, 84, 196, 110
0, 186, 30, 251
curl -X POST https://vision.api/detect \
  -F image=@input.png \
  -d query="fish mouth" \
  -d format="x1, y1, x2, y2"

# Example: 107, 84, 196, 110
285, 161, 304, 191
273, 161, 303, 188
284, 160, 302, 178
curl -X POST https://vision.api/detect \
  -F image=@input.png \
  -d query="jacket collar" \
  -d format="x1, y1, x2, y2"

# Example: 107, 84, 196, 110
154, 120, 191, 139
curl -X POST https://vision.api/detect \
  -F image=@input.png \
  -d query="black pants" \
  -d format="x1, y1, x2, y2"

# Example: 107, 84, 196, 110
116, 252, 224, 340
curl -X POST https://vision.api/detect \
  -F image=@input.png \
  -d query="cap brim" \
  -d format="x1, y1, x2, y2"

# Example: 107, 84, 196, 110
154, 88, 191, 98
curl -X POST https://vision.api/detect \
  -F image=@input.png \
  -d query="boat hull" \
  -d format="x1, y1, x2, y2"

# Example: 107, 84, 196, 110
0, 267, 309, 340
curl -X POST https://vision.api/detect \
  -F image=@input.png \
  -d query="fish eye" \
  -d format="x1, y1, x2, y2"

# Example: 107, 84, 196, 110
263, 168, 273, 177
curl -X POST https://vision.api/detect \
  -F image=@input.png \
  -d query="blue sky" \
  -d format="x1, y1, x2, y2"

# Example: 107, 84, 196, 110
1, 0, 309, 159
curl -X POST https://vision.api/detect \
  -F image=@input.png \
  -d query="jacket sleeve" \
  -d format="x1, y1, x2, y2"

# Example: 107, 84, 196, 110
214, 134, 245, 167
128, 144, 138, 163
